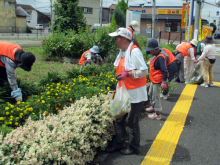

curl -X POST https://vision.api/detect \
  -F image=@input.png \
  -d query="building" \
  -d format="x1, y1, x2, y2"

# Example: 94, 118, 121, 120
17, 4, 50, 29
129, 5, 208, 37
52, 0, 100, 28
0, 0, 29, 33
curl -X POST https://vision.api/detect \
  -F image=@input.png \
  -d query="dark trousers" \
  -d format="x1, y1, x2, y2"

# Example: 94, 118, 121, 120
114, 102, 142, 153
0, 67, 7, 86
163, 61, 178, 95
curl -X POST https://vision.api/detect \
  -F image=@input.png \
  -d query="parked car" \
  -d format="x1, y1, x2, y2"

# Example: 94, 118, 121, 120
35, 24, 44, 30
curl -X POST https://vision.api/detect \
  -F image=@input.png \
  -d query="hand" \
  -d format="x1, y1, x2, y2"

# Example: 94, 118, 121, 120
101, 61, 105, 64
161, 82, 167, 90
116, 72, 129, 81
194, 60, 199, 63
15, 95, 22, 102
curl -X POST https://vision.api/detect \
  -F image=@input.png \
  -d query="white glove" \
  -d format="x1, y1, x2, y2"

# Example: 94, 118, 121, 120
15, 95, 22, 102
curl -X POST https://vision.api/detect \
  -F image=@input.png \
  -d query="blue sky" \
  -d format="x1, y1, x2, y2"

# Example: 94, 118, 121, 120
16, 0, 220, 23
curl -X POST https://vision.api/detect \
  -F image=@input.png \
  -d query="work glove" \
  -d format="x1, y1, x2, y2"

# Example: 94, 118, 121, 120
15, 95, 23, 102
116, 72, 129, 81
101, 61, 105, 64
11, 88, 23, 102
161, 82, 167, 90
194, 60, 199, 63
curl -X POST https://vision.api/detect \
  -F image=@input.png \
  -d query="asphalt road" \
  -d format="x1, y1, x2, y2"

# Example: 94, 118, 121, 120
94, 40, 220, 165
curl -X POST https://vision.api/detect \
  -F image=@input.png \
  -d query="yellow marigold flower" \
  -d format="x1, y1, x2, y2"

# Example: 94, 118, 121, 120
47, 91, 50, 95
70, 98, 72, 101
107, 87, 110, 91
101, 93, 103, 95
45, 111, 48, 115
37, 100, 40, 103
10, 105, 14, 108
10, 129, 13, 131
6, 112, 9, 115
5, 107, 9, 110
55, 93, 58, 96
15, 122, 18, 126
10, 119, 12, 121
20, 113, 23, 115
48, 104, 50, 107
17, 101, 21, 105
42, 100, 45, 103
11, 111, 13, 113
16, 117, 19, 120
47, 87, 50, 89
9, 122, 12, 125
10, 116, 13, 118
3, 124, 6, 126
0, 117, 4, 120
32, 113, 35, 115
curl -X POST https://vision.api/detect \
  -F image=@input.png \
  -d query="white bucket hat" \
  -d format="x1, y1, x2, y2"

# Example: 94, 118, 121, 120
130, 20, 140, 32
190, 39, 198, 46
108, 28, 132, 40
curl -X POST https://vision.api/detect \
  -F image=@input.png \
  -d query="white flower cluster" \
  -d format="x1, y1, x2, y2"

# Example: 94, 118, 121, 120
0, 95, 115, 165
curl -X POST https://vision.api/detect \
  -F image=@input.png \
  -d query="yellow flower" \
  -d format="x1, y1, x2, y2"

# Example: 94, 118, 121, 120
101, 93, 103, 95
107, 87, 110, 91
10, 119, 12, 121
10, 105, 14, 108
41, 96, 43, 99
6, 112, 9, 115
15, 122, 18, 126
70, 98, 72, 101
16, 117, 19, 120
45, 111, 48, 115
10, 129, 13, 131
37, 100, 40, 103
47, 91, 50, 94
5, 107, 9, 110
9, 122, 12, 125
42, 100, 45, 103
10, 116, 13, 118
32, 113, 35, 115
55, 93, 58, 96
17, 101, 21, 105
48, 104, 50, 107
0, 117, 4, 120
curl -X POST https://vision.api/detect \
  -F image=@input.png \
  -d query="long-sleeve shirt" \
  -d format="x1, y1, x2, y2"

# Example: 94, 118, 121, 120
0, 55, 18, 91
198, 44, 216, 61
153, 51, 168, 82
176, 42, 196, 61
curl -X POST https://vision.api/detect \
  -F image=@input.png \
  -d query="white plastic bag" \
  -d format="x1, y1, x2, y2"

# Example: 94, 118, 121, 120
110, 81, 131, 119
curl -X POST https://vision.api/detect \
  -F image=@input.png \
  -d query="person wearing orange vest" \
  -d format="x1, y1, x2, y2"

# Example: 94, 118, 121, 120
126, 20, 140, 40
144, 39, 168, 120
106, 28, 148, 155
0, 42, 35, 102
78, 45, 104, 66
160, 47, 178, 99
175, 39, 198, 82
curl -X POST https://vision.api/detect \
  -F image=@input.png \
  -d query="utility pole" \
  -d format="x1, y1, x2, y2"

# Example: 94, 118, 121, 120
50, 0, 53, 24
187, 0, 193, 42
152, 0, 156, 38
194, 0, 201, 40
100, 0, 103, 27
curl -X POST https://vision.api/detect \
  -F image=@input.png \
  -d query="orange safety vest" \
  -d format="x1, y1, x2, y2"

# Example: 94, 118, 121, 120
116, 45, 146, 90
0, 42, 22, 68
150, 53, 167, 84
78, 50, 91, 65
162, 48, 176, 66
176, 42, 196, 57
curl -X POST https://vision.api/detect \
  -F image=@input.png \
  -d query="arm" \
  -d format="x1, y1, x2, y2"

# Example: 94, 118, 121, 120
197, 46, 209, 61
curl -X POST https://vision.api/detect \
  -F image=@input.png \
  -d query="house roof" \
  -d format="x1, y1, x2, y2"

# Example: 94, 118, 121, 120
17, 4, 35, 10
109, 4, 116, 9
16, 6, 29, 17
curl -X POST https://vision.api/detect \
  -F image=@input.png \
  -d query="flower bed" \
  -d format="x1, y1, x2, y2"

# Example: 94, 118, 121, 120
0, 95, 114, 165
0, 71, 118, 128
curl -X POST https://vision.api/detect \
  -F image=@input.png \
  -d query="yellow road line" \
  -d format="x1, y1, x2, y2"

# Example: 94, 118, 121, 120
213, 81, 220, 87
215, 54, 220, 56
141, 84, 197, 165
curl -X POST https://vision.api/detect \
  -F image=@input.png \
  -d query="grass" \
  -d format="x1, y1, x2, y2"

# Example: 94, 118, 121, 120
15, 46, 76, 83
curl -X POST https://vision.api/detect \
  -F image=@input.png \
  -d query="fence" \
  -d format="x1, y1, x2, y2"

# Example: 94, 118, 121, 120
156, 31, 185, 44
0, 26, 51, 39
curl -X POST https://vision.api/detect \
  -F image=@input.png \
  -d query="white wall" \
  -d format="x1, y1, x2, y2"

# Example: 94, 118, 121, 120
27, 10, 38, 28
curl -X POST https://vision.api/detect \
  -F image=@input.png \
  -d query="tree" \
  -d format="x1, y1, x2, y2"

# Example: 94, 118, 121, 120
111, 0, 129, 28
53, 0, 87, 32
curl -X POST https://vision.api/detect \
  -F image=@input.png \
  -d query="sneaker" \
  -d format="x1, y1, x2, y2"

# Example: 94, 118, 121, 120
148, 113, 162, 120
200, 83, 208, 87
209, 83, 213, 87
160, 93, 164, 98
146, 106, 155, 113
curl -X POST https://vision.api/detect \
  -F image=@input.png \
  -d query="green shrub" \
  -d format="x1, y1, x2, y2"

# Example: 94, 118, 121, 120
0, 125, 13, 137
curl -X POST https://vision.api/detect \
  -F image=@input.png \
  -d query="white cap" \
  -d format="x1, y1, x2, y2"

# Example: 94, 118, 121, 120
130, 20, 140, 32
190, 39, 198, 46
108, 28, 132, 40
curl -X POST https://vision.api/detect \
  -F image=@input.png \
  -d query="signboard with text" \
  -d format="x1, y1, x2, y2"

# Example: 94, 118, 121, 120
158, 9, 182, 15
126, 10, 141, 34
181, 3, 189, 29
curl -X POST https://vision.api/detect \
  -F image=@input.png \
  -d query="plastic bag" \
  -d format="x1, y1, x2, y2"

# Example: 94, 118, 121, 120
185, 61, 204, 84
110, 81, 131, 119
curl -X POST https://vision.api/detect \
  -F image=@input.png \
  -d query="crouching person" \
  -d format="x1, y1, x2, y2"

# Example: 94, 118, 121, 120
0, 42, 36, 102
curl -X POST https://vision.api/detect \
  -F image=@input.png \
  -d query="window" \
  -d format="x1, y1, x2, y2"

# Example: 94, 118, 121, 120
81, 7, 93, 14
4, 1, 15, 6
165, 22, 172, 32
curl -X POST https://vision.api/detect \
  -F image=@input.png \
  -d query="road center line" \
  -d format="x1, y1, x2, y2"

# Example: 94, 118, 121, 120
141, 84, 198, 165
